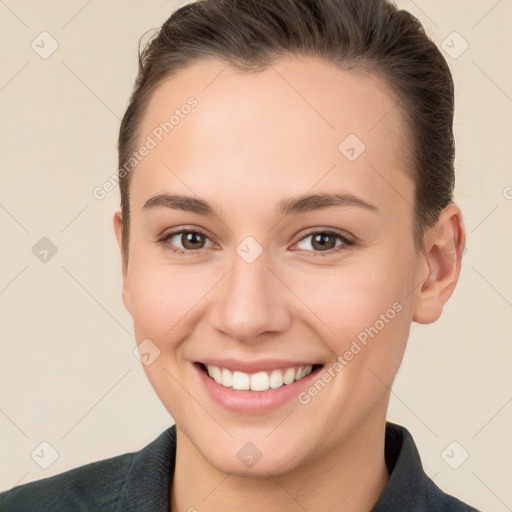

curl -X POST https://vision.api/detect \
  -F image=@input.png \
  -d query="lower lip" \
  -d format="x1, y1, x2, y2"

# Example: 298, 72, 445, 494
194, 363, 323, 414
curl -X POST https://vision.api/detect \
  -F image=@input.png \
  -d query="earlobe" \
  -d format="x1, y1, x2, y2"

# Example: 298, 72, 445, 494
412, 203, 466, 324
113, 210, 132, 314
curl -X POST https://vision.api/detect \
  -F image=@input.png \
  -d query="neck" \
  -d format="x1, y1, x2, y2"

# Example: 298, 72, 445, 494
170, 413, 390, 512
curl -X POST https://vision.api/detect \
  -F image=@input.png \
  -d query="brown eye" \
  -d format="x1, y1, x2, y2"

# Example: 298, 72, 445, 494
293, 230, 354, 257
158, 229, 215, 254
180, 231, 206, 250
310, 233, 337, 251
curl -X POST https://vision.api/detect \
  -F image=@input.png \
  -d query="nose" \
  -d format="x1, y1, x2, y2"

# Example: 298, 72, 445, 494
208, 251, 292, 343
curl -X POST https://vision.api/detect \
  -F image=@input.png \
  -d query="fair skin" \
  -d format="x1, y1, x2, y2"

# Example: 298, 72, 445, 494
113, 56, 465, 512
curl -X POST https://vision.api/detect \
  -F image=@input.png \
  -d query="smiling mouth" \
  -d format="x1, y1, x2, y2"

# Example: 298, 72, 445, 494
197, 362, 324, 392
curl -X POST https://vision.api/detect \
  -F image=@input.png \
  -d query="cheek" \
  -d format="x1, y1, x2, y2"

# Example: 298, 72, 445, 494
293, 261, 404, 336
289, 252, 413, 384
127, 266, 206, 406
128, 263, 215, 344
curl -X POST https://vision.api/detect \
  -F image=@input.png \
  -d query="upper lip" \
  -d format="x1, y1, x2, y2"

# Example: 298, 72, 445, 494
197, 358, 323, 374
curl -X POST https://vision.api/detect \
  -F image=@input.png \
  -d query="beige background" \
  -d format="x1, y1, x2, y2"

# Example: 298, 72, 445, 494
0, 0, 511, 509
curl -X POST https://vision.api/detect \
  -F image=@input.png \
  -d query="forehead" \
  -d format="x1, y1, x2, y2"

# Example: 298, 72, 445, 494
130, 56, 412, 218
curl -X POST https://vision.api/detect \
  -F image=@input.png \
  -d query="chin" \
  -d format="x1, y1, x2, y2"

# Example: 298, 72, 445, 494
207, 443, 306, 478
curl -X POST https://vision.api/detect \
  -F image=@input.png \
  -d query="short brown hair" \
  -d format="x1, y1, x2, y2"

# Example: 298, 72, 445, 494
117, 0, 455, 261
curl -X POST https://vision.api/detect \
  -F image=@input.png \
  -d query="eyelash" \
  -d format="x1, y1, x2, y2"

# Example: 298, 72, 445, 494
156, 228, 355, 258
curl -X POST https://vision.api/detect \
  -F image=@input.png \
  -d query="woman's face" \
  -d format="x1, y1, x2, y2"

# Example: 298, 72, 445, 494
115, 56, 427, 475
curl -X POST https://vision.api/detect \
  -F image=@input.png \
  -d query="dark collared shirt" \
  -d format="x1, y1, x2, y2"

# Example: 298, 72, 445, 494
0, 422, 481, 511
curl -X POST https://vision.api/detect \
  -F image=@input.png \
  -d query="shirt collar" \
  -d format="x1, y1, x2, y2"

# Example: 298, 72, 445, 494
371, 421, 429, 510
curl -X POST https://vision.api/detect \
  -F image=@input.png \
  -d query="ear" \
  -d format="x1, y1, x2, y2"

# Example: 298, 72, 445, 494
113, 210, 133, 314
412, 203, 466, 324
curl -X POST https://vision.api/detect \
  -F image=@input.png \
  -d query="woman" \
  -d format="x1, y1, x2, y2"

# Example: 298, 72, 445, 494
0, 0, 481, 510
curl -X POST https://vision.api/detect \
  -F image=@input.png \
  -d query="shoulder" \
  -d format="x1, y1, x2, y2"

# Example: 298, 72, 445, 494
376, 422, 481, 512
0, 451, 136, 512
424, 478, 481, 512
0, 426, 176, 512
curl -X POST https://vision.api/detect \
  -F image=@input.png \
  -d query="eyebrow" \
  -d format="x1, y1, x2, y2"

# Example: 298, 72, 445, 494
142, 192, 379, 216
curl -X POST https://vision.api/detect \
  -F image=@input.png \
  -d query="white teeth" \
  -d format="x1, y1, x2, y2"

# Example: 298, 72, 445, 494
204, 364, 315, 392
210, 365, 222, 384
232, 371, 250, 390
221, 368, 233, 387
283, 367, 296, 385
250, 371, 269, 391
269, 369, 283, 389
